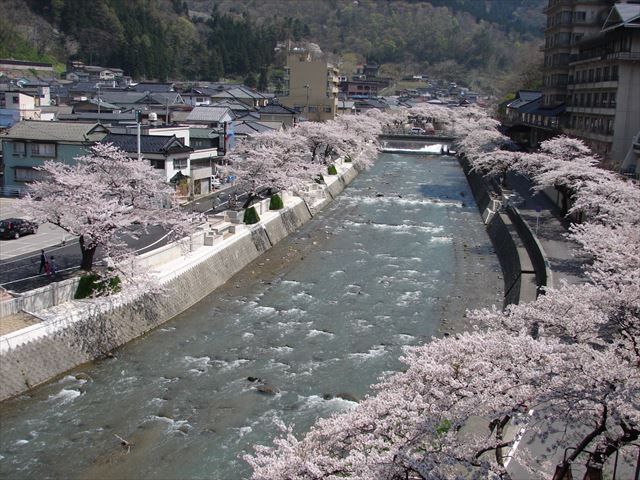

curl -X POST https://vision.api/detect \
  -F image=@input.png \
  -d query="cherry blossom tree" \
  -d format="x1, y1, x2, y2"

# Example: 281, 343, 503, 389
228, 129, 325, 195
229, 113, 383, 198
22, 143, 197, 286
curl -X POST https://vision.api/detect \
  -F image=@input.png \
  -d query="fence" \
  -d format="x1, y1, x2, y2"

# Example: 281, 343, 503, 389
0, 277, 81, 318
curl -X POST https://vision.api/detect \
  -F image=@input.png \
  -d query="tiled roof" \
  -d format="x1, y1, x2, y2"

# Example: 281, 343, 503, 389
186, 106, 233, 122
603, 3, 640, 30
189, 128, 219, 139
2, 121, 109, 142
100, 91, 148, 104
259, 103, 297, 114
58, 112, 137, 122
101, 133, 192, 154
231, 120, 275, 135
130, 82, 174, 93
211, 100, 252, 111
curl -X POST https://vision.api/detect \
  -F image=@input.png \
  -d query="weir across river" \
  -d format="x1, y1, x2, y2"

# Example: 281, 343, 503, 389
0, 153, 502, 479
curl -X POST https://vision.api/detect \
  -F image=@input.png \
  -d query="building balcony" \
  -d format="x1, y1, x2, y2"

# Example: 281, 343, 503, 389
606, 52, 640, 62
563, 127, 614, 143
567, 80, 618, 90
566, 106, 615, 115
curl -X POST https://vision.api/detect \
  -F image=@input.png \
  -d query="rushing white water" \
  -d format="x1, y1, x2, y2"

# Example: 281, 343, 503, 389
0, 154, 502, 480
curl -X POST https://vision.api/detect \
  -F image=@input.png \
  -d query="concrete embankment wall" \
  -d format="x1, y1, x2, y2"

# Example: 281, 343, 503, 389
458, 156, 544, 307
0, 169, 356, 401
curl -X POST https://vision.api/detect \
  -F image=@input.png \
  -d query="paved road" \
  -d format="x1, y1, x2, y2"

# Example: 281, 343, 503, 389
0, 185, 262, 293
505, 172, 588, 287
0, 198, 73, 261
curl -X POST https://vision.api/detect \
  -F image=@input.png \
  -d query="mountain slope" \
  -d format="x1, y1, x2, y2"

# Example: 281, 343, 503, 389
4, 0, 545, 95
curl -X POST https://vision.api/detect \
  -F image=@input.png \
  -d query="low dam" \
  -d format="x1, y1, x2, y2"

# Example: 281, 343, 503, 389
0, 153, 502, 479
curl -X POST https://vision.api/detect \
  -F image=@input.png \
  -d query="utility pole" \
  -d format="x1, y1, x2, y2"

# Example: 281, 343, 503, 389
96, 83, 101, 116
304, 84, 310, 119
136, 110, 141, 161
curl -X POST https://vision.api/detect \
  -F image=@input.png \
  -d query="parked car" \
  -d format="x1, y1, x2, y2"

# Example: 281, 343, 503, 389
410, 127, 425, 135
0, 218, 38, 239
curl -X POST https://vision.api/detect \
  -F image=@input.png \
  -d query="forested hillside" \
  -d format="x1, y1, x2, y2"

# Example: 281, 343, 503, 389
3, 0, 545, 95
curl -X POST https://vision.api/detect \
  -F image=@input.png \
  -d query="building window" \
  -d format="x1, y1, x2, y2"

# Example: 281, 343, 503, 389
603, 66, 610, 81
30, 143, 56, 157
308, 106, 317, 113
14, 167, 47, 182
293, 105, 303, 113
323, 106, 332, 113
173, 158, 187, 170
12, 142, 26, 156
11, 96, 19, 104
612, 65, 619, 81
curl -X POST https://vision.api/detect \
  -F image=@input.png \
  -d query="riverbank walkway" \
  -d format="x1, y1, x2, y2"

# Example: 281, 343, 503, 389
505, 171, 587, 288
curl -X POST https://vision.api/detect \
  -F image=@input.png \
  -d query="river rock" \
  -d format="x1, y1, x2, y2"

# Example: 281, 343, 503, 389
75, 372, 93, 382
336, 392, 359, 403
247, 376, 261, 383
256, 384, 279, 395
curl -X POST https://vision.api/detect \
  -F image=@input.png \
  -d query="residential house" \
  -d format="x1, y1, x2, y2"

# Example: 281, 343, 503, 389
337, 100, 356, 115
71, 98, 123, 113
210, 99, 255, 117
1, 121, 109, 195
0, 92, 41, 127
230, 120, 277, 140
279, 49, 340, 121
209, 85, 269, 108
353, 98, 390, 113
184, 106, 235, 128
97, 91, 186, 123
101, 133, 192, 185
130, 82, 175, 93
257, 103, 298, 127
339, 78, 389, 99
181, 88, 213, 107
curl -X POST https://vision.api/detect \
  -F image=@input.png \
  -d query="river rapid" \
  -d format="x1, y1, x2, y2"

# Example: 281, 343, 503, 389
0, 153, 502, 479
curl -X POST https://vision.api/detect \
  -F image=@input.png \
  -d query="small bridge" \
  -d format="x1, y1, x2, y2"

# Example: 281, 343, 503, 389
378, 133, 457, 155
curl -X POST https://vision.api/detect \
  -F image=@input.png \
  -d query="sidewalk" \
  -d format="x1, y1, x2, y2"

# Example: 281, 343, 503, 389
505, 172, 588, 288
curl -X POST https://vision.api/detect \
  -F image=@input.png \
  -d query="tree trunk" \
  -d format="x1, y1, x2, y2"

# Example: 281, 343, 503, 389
79, 235, 97, 271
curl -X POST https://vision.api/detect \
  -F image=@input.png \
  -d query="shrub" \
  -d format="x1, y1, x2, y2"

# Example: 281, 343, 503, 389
314, 174, 325, 184
327, 165, 338, 175
75, 273, 122, 299
269, 194, 284, 210
244, 206, 260, 224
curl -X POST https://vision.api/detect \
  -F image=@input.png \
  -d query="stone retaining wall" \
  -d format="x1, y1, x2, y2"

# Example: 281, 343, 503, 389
458, 156, 545, 307
0, 167, 359, 401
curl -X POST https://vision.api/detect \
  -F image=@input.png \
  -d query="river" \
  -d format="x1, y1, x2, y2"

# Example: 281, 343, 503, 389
0, 153, 503, 479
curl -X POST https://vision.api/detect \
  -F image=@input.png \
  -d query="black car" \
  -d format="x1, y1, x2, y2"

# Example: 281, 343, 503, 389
0, 218, 38, 239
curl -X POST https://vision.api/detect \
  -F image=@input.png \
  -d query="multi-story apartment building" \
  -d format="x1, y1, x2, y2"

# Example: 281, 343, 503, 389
279, 49, 339, 122
539, 0, 640, 172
